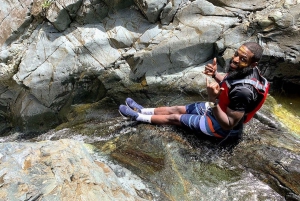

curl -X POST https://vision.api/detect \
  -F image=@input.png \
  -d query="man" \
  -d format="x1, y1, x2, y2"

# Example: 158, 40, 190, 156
118, 42, 269, 139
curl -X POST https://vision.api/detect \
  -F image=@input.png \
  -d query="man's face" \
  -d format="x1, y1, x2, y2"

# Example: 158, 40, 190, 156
229, 45, 254, 72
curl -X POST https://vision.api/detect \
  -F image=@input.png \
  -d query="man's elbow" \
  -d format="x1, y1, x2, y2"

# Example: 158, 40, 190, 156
220, 124, 234, 130
219, 119, 240, 130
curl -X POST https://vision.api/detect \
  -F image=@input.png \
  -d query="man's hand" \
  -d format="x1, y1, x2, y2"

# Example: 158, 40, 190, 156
206, 77, 224, 102
203, 57, 217, 77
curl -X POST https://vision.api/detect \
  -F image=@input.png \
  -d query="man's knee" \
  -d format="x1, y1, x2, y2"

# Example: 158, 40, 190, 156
168, 114, 182, 123
170, 106, 186, 114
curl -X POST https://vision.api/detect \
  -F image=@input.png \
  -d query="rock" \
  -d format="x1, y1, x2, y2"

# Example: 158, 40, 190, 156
250, 4, 300, 63
134, 0, 168, 23
0, 0, 299, 158
103, 0, 135, 10
160, 0, 189, 25
75, 0, 109, 24
12, 22, 120, 109
103, 8, 154, 48
0, 0, 33, 46
209, 0, 276, 11
0, 139, 149, 200
45, 1, 74, 32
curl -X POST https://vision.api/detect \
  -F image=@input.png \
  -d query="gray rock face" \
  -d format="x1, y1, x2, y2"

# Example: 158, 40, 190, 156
210, 0, 279, 11
0, 139, 148, 200
134, 0, 168, 23
0, 0, 33, 46
0, 0, 299, 133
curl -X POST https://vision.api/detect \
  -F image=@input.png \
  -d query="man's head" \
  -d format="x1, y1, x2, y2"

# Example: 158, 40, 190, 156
243, 42, 263, 63
229, 42, 263, 72
227, 42, 263, 79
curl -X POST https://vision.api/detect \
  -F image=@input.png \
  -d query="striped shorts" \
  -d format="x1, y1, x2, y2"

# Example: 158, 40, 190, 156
179, 102, 241, 138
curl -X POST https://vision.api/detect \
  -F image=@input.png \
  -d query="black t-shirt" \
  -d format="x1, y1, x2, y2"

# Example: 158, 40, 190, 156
228, 84, 259, 113
224, 68, 265, 132
226, 68, 263, 114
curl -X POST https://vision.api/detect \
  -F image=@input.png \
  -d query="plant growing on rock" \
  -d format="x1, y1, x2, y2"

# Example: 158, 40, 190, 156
42, 0, 53, 9
41, 0, 54, 17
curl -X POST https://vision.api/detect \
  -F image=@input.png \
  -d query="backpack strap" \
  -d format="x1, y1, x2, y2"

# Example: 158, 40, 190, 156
228, 77, 268, 93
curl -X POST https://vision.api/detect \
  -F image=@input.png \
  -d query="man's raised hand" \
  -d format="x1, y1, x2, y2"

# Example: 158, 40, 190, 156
206, 77, 224, 102
203, 58, 217, 77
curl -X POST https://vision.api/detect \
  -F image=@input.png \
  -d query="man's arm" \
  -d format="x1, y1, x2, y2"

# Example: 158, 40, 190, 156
212, 71, 225, 84
206, 77, 244, 130
211, 106, 244, 130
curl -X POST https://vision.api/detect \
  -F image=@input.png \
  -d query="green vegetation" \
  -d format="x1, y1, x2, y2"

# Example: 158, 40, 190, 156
42, 0, 53, 9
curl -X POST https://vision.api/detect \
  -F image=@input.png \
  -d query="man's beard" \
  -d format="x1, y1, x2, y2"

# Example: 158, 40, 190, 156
226, 60, 253, 80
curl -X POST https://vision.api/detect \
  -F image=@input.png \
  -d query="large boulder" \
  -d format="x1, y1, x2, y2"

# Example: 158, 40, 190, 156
0, 139, 149, 200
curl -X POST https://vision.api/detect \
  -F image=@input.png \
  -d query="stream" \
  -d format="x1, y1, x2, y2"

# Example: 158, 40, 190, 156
0, 94, 299, 200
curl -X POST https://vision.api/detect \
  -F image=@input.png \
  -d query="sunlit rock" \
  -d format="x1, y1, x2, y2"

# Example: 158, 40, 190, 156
0, 139, 149, 200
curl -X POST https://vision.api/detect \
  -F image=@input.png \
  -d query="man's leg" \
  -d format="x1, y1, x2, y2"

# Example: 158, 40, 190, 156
119, 104, 186, 125
126, 97, 186, 115
153, 106, 186, 115
150, 113, 183, 125
140, 106, 186, 125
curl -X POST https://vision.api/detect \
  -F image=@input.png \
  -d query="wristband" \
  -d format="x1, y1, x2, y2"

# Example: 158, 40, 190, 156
208, 102, 216, 108
208, 99, 219, 108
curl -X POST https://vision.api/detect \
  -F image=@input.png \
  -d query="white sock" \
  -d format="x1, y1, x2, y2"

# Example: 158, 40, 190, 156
140, 108, 155, 115
136, 114, 152, 123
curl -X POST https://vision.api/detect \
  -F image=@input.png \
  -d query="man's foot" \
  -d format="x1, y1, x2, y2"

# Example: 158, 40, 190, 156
119, 105, 139, 120
125, 97, 144, 113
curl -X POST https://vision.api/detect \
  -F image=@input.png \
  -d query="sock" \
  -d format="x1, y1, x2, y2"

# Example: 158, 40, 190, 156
140, 108, 155, 115
136, 114, 152, 123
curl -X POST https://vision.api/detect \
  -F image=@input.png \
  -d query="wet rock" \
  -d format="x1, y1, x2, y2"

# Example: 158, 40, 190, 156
0, 0, 300, 199
0, 139, 149, 200
232, 127, 300, 200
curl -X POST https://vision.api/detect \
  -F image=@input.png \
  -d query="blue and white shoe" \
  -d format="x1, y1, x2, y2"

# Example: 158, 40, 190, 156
125, 97, 144, 113
119, 105, 139, 120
